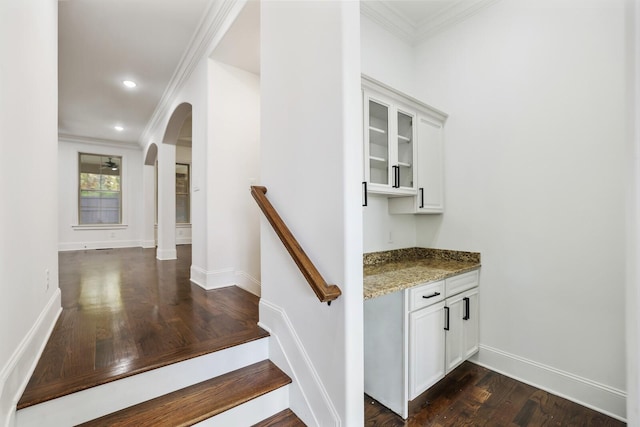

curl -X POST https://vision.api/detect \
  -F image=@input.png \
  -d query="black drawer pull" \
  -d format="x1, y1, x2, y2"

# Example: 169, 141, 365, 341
463, 297, 470, 320
444, 306, 450, 331
422, 292, 440, 299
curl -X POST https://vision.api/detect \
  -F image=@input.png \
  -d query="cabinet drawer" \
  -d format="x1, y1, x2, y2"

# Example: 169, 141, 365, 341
408, 280, 444, 312
445, 270, 479, 297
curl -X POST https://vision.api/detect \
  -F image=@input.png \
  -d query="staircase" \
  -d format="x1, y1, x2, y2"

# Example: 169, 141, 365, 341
14, 246, 307, 426
16, 333, 305, 426
14, 186, 337, 426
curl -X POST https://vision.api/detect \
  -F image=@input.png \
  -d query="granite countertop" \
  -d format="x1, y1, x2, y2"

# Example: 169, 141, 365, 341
363, 247, 481, 300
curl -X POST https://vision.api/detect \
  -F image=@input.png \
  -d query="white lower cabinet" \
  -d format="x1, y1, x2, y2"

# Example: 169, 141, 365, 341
463, 289, 480, 359
444, 287, 479, 373
364, 270, 479, 419
409, 301, 445, 399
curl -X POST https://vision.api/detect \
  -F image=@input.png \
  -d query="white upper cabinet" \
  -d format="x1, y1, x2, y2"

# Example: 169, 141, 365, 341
363, 88, 417, 195
362, 75, 447, 212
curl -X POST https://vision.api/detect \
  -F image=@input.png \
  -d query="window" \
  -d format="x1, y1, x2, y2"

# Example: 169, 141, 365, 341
79, 153, 122, 224
176, 163, 190, 223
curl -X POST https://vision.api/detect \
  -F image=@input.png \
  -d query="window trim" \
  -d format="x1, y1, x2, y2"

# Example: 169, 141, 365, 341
77, 152, 123, 226
72, 224, 128, 231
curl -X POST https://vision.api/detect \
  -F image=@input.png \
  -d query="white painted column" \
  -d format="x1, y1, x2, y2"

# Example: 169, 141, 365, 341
141, 164, 156, 248
157, 143, 176, 260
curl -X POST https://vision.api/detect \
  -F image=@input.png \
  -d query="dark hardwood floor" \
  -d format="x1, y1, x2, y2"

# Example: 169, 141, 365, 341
19, 245, 626, 426
18, 245, 268, 409
364, 361, 625, 427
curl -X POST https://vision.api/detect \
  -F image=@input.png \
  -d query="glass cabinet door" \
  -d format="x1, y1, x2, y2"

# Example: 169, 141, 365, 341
396, 110, 414, 189
368, 99, 389, 186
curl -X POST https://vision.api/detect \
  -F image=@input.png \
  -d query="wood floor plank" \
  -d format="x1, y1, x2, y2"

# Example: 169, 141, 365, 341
365, 362, 625, 427
252, 408, 307, 427
18, 246, 269, 409
77, 360, 290, 427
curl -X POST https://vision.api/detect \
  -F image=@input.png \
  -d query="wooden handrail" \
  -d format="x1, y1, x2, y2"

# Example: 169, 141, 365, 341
251, 186, 342, 304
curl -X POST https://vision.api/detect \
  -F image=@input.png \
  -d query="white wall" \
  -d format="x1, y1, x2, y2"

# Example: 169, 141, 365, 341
0, 0, 60, 425
360, 14, 415, 96
260, 2, 363, 425
58, 139, 144, 251
143, 49, 260, 292
414, 0, 628, 419
203, 60, 261, 294
360, 14, 418, 253
363, 194, 417, 252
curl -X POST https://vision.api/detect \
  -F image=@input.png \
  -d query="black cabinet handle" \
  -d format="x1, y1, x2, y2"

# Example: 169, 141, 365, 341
391, 165, 399, 188
422, 292, 440, 299
463, 297, 470, 320
419, 188, 424, 208
362, 181, 368, 207
444, 306, 450, 331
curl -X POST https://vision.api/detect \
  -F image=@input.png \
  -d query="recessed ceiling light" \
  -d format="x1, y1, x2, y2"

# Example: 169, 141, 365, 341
114, 125, 124, 131
122, 80, 137, 88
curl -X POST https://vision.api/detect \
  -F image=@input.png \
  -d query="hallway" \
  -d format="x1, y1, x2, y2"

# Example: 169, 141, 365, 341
18, 246, 268, 409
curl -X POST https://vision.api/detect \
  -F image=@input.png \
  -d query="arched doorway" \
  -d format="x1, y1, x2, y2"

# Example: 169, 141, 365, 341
156, 102, 193, 261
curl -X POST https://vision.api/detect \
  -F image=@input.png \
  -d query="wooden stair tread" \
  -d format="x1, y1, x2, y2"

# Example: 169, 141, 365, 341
78, 360, 290, 427
252, 409, 306, 427
18, 328, 269, 409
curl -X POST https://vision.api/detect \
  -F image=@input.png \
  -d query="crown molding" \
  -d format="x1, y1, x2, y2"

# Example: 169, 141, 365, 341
58, 133, 141, 150
138, 0, 244, 147
360, 1, 416, 43
361, 0, 500, 45
414, 0, 501, 43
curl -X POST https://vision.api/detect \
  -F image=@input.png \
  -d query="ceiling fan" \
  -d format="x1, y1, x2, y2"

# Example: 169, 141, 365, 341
102, 157, 118, 170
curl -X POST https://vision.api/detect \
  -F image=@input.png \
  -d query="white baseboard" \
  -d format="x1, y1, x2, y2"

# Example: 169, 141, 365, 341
190, 267, 261, 296
140, 239, 156, 249
58, 240, 141, 251
473, 344, 626, 422
0, 289, 61, 427
190, 265, 208, 288
235, 271, 261, 297
176, 237, 192, 245
156, 248, 177, 260
258, 299, 339, 427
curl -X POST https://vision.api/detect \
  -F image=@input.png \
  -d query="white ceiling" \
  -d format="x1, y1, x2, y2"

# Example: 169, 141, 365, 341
58, 0, 208, 145
57, 0, 493, 148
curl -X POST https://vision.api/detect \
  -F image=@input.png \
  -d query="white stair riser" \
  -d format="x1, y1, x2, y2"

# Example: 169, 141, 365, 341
194, 386, 290, 427
16, 338, 269, 427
